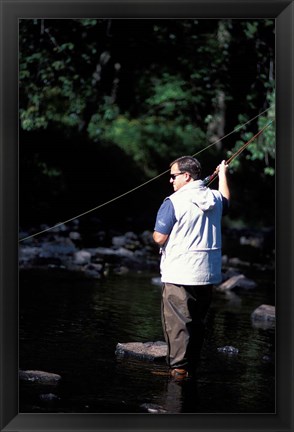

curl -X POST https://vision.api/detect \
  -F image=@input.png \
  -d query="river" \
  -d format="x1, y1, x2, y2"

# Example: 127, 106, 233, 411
19, 264, 275, 414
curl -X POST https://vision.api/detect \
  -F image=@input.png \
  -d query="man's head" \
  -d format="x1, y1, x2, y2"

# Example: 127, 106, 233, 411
169, 156, 201, 191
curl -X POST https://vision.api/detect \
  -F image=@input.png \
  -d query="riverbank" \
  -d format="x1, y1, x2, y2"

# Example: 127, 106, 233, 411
19, 220, 275, 279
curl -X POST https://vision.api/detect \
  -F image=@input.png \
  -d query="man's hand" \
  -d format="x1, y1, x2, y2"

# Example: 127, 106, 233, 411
218, 160, 229, 177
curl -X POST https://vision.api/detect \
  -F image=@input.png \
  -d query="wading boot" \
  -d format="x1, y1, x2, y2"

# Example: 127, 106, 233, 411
170, 368, 189, 380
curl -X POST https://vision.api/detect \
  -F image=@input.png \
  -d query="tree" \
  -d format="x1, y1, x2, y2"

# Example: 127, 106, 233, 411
19, 18, 275, 227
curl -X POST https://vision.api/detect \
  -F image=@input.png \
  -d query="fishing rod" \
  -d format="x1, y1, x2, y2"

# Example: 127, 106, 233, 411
203, 120, 273, 187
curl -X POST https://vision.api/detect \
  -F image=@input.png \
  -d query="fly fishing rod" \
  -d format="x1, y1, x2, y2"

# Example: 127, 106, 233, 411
203, 120, 273, 187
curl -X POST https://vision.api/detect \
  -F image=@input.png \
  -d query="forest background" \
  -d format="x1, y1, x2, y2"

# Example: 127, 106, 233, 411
19, 19, 275, 236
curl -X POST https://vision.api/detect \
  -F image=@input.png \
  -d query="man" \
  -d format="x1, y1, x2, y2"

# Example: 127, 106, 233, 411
153, 156, 230, 379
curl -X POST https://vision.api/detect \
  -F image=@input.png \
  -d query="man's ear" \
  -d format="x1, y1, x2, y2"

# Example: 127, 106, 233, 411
185, 172, 191, 182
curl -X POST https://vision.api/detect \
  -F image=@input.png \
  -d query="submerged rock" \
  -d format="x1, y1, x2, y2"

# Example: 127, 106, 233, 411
19, 370, 61, 385
115, 341, 167, 361
217, 346, 239, 355
251, 304, 275, 322
262, 354, 274, 363
39, 393, 60, 402
151, 277, 161, 286
140, 403, 167, 413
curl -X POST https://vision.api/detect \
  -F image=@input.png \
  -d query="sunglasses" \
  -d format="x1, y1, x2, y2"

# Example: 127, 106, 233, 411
170, 172, 185, 180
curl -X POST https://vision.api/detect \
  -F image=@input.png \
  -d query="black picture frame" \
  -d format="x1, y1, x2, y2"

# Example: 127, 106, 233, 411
1, 0, 293, 431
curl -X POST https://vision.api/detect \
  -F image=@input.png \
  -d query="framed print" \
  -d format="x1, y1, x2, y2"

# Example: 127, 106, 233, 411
1, 0, 293, 431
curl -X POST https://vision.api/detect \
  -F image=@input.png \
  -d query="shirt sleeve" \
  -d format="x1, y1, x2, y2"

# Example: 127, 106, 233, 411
154, 198, 176, 235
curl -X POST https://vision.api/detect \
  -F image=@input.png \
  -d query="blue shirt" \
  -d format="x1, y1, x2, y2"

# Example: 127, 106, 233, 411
154, 199, 176, 235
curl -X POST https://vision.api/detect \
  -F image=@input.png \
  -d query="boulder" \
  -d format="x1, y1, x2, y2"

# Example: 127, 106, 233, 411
115, 341, 167, 361
82, 263, 104, 279
112, 232, 141, 251
73, 250, 92, 265
39, 238, 77, 258
140, 230, 154, 246
69, 231, 81, 241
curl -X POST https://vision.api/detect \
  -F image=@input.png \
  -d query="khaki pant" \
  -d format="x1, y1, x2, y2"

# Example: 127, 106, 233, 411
161, 283, 213, 371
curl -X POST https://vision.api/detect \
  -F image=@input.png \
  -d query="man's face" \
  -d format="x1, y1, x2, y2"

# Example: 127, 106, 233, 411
170, 163, 187, 191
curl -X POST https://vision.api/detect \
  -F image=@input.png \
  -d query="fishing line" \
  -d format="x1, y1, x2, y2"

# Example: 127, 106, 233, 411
19, 174, 166, 242
19, 105, 274, 242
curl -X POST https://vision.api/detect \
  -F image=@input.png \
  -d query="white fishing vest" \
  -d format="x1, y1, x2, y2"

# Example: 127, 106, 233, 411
160, 180, 223, 285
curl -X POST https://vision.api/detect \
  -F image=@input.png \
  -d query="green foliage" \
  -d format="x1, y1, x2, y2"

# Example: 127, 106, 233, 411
146, 74, 188, 106
19, 19, 104, 134
87, 72, 206, 176
37, 161, 62, 178
228, 91, 275, 175
19, 18, 276, 227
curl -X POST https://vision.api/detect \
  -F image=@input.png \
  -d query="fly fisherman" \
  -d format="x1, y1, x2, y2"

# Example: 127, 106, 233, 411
153, 156, 230, 380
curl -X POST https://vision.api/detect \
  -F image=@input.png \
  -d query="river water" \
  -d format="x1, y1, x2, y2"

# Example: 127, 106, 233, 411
19, 265, 275, 414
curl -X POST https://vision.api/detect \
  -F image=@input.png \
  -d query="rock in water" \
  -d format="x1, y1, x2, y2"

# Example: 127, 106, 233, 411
251, 304, 275, 322
39, 393, 60, 402
19, 370, 61, 385
217, 346, 239, 355
140, 403, 167, 413
217, 274, 257, 291
115, 341, 167, 361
